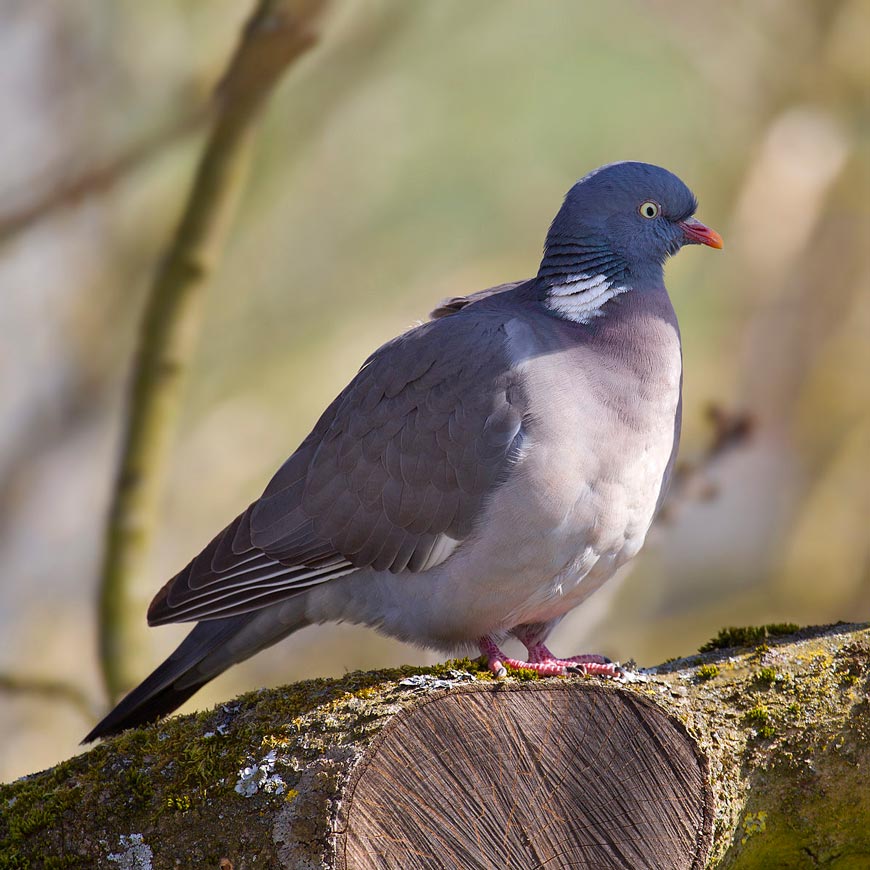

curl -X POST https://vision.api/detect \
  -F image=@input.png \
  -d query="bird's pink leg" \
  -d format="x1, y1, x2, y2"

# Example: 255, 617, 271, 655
478, 636, 622, 678
479, 636, 565, 677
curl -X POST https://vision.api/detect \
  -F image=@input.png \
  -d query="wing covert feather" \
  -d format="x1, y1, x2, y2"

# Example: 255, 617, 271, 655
149, 304, 528, 625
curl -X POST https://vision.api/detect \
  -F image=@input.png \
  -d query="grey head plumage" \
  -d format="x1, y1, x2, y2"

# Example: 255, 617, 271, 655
538, 161, 721, 296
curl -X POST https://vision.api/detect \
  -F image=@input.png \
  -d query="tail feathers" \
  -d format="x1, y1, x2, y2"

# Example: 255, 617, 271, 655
82, 615, 256, 743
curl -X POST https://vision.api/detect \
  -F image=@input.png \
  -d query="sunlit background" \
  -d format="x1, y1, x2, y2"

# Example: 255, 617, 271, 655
1, 0, 868, 782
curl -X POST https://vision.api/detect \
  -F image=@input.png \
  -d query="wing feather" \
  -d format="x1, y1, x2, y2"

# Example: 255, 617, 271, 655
148, 289, 531, 626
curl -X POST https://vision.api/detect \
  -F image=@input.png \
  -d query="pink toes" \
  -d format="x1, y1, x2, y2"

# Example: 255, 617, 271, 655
501, 657, 569, 677
527, 644, 623, 677
563, 659, 624, 678
478, 637, 623, 679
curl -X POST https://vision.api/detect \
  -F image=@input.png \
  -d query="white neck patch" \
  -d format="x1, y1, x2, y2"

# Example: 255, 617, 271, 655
546, 273, 628, 323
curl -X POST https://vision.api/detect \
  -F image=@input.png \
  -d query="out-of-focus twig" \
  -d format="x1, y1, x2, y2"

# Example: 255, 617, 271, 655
657, 404, 755, 524
0, 673, 98, 721
98, 0, 332, 704
0, 110, 206, 246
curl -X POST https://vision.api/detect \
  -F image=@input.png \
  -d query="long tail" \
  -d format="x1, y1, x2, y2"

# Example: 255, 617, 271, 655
83, 603, 309, 742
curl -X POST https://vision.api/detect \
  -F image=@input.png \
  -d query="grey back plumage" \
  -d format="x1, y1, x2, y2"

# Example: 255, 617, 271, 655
148, 293, 530, 625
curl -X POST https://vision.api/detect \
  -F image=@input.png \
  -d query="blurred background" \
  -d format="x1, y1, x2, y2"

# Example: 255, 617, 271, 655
1, 0, 868, 782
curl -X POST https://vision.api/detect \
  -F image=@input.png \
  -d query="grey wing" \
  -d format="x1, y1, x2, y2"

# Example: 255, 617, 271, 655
147, 312, 527, 625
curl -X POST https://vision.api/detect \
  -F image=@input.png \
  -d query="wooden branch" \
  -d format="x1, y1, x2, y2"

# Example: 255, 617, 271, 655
0, 109, 204, 246
97, 0, 331, 703
657, 404, 754, 524
0, 673, 98, 721
4, 623, 869, 868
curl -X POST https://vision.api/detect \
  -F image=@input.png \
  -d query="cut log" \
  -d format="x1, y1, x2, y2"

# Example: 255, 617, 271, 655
338, 684, 712, 869
1, 623, 868, 869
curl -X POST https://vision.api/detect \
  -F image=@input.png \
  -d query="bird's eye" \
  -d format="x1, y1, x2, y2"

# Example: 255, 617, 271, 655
639, 201, 660, 219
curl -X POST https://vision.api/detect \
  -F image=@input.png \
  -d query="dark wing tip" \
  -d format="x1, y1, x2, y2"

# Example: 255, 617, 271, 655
147, 582, 173, 626
83, 617, 253, 742
82, 680, 202, 743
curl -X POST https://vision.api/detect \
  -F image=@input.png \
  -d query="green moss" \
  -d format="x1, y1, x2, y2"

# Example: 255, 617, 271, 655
163, 793, 192, 812
121, 766, 154, 805
743, 703, 775, 738
740, 810, 768, 844
0, 760, 81, 857
41, 858, 83, 869
725, 708, 870, 867
751, 643, 770, 661
1, 661, 499, 865
507, 667, 542, 681
743, 705, 769, 724
835, 650, 867, 690
696, 663, 720, 681
699, 623, 800, 653
755, 667, 778, 686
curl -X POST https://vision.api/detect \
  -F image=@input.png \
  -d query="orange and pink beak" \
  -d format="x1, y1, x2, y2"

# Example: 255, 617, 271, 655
679, 217, 724, 249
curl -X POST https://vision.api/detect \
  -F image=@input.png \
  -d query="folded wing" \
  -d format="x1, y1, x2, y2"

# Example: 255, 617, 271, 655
148, 303, 528, 625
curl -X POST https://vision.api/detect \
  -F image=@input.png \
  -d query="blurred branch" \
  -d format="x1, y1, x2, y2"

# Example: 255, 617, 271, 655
98, 0, 332, 704
0, 673, 98, 721
657, 404, 755, 524
0, 110, 205, 246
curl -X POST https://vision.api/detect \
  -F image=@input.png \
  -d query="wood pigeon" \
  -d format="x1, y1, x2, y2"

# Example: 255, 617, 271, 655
85, 161, 722, 741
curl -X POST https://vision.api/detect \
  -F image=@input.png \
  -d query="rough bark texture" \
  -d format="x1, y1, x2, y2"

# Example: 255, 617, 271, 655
337, 684, 711, 869
2, 623, 869, 869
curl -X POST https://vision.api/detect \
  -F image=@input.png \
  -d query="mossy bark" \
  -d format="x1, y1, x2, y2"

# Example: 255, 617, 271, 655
2, 623, 868, 869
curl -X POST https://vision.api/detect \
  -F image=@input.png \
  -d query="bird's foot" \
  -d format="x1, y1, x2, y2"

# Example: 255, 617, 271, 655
478, 637, 623, 679
537, 656, 623, 678
526, 643, 623, 678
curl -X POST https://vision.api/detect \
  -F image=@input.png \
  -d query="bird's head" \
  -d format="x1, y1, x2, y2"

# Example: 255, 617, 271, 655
539, 162, 722, 295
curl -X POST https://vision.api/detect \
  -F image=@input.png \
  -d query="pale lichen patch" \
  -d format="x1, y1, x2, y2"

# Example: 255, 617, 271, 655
107, 833, 153, 869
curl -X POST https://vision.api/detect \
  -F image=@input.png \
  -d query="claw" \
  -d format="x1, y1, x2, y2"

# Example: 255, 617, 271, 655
566, 660, 624, 679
